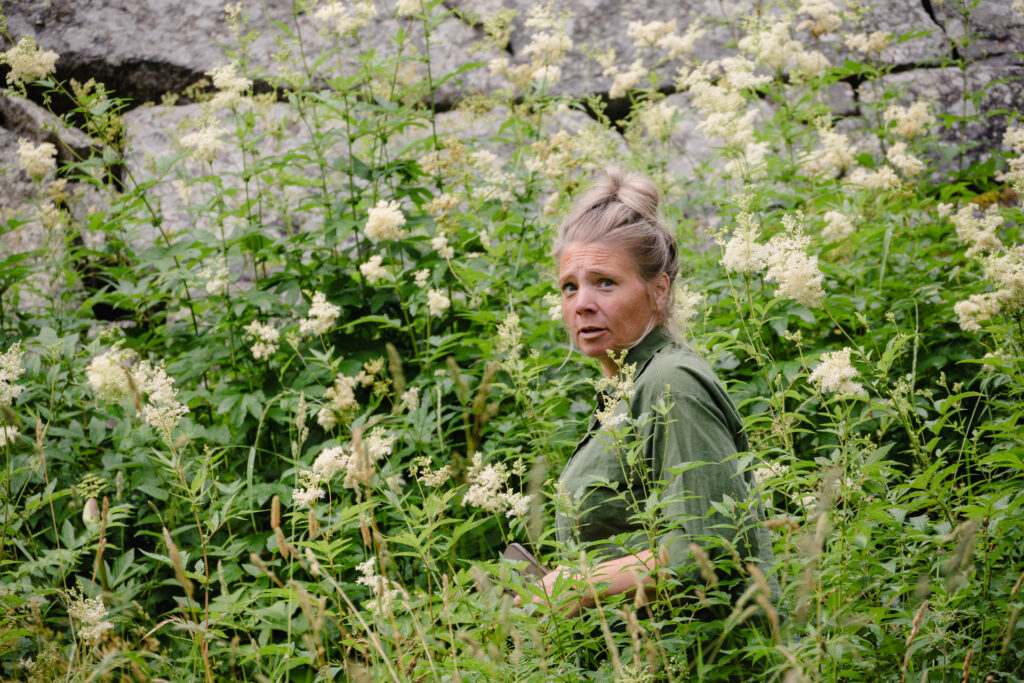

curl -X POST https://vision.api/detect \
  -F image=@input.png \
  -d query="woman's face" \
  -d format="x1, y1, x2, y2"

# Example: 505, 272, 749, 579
558, 242, 669, 377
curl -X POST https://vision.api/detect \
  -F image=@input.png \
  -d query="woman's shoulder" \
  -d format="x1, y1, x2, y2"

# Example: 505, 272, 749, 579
633, 340, 730, 403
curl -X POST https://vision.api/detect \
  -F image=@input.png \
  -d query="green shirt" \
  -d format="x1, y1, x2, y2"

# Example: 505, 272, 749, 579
555, 327, 773, 583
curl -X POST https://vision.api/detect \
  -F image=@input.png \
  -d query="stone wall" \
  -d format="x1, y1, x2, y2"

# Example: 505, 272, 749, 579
2, 0, 1023, 227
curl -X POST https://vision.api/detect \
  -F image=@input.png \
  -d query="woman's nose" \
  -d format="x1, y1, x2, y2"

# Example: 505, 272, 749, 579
573, 285, 597, 312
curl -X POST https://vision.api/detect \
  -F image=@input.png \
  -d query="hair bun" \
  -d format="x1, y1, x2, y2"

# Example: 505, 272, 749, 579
603, 166, 660, 225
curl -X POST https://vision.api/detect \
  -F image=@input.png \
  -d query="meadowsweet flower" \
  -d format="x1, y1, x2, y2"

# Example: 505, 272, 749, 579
721, 226, 769, 274
399, 387, 419, 412
299, 291, 340, 336
1, 36, 59, 85
658, 21, 706, 59
87, 343, 135, 403
846, 166, 901, 190
413, 456, 452, 486
607, 59, 646, 99
887, 141, 925, 176
1003, 125, 1024, 153
752, 461, 789, 489
413, 269, 430, 287
68, 589, 114, 644
808, 347, 865, 397
495, 311, 522, 361
356, 557, 401, 615
844, 31, 893, 53
936, 202, 954, 219
628, 19, 677, 49
207, 62, 251, 108
313, 445, 348, 481
883, 101, 936, 139
672, 284, 705, 323
0, 425, 19, 447
724, 140, 770, 179
463, 452, 510, 513
198, 255, 230, 294
133, 362, 189, 436
314, 0, 377, 36
0, 343, 25, 408
543, 292, 562, 320
396, 0, 423, 16
821, 210, 855, 241
471, 150, 518, 202
317, 373, 359, 428
426, 288, 450, 316
1015, 0, 1024, 16
797, 0, 842, 36
343, 428, 394, 488
17, 139, 57, 180
765, 214, 825, 308
504, 491, 531, 519
431, 233, 454, 259
359, 255, 388, 284
243, 320, 280, 360
179, 118, 226, 163
292, 483, 325, 507
954, 293, 1001, 332
984, 245, 1024, 309
365, 199, 406, 240
638, 100, 680, 138
952, 205, 1004, 256
737, 20, 802, 72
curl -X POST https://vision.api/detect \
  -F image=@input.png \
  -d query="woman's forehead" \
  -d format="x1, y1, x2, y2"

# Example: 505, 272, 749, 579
558, 242, 633, 275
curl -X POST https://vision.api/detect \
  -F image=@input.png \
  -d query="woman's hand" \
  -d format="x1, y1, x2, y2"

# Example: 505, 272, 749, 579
512, 550, 656, 617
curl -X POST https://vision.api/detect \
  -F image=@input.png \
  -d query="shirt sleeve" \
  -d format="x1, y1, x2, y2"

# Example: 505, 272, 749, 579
640, 389, 762, 575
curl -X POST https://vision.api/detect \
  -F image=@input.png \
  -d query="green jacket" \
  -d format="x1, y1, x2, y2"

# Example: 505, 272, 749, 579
554, 327, 774, 586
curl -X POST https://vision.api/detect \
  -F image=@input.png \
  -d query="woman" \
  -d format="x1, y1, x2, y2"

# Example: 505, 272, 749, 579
520, 167, 774, 617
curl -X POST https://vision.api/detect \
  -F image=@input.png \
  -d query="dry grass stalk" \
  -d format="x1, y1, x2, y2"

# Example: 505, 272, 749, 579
900, 600, 928, 682
162, 526, 194, 600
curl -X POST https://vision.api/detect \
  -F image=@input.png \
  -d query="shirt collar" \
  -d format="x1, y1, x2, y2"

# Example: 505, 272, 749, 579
622, 326, 673, 371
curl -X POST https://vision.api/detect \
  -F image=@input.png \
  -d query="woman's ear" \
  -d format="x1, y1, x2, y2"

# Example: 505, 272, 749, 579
651, 272, 671, 312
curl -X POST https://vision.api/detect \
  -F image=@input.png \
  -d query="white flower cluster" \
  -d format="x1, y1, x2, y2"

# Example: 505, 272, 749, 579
396, 0, 424, 16
462, 452, 531, 519
314, 0, 377, 36
543, 292, 562, 320
299, 291, 340, 336
356, 557, 401, 615
954, 245, 1024, 332
764, 216, 826, 309
426, 289, 450, 317
399, 387, 419, 412
198, 255, 230, 295
952, 204, 1004, 257
490, 3, 572, 89
796, 0, 842, 36
87, 346, 189, 437
470, 150, 518, 203
997, 123, 1024, 190
672, 284, 705, 324
207, 62, 251, 108
179, 117, 227, 163
1, 36, 59, 86
359, 255, 388, 284
495, 311, 523, 361
412, 456, 451, 487
752, 460, 790, 487
17, 138, 57, 180
808, 347, 865, 398
431, 232, 454, 259
886, 142, 925, 177
68, 588, 114, 644
844, 31, 893, 54
638, 100, 681, 138
802, 119, 857, 177
627, 19, 706, 59
0, 425, 19, 448
364, 199, 406, 240
292, 428, 396, 505
316, 373, 360, 429
0, 343, 25, 408
243, 320, 280, 360
821, 210, 855, 242
846, 165, 900, 191
605, 58, 647, 100
883, 101, 936, 139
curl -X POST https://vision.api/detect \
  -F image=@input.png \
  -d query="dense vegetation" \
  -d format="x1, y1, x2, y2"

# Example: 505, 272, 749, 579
2, 0, 1024, 680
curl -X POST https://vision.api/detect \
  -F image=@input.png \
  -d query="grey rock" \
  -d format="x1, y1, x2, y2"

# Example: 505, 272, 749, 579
877, 56, 1024, 168
930, 0, 1024, 62
3, 0, 503, 107
0, 90, 98, 161
832, 0, 948, 65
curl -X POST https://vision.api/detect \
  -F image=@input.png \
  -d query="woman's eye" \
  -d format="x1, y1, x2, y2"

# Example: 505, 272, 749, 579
561, 282, 577, 294
598, 278, 615, 288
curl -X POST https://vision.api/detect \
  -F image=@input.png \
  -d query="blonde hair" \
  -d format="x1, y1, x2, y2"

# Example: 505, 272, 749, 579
553, 167, 680, 331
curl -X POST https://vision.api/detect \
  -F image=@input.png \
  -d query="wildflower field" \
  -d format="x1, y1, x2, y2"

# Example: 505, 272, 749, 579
2, 0, 1024, 680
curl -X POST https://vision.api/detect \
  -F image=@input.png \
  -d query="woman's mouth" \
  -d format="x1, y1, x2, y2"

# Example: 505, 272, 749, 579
578, 326, 606, 340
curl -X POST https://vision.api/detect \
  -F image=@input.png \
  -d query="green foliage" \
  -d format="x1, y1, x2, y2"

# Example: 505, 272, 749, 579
2, 0, 1024, 680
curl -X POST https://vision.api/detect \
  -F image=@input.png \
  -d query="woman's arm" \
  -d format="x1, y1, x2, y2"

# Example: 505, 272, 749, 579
515, 549, 656, 617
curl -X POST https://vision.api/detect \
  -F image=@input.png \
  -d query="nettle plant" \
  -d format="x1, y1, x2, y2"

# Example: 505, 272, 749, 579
1, 0, 1024, 680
